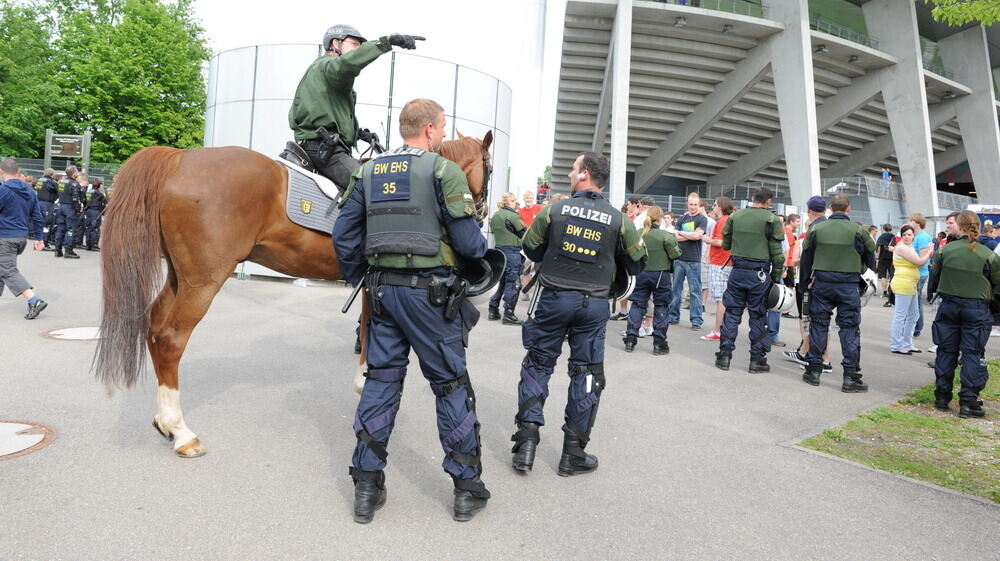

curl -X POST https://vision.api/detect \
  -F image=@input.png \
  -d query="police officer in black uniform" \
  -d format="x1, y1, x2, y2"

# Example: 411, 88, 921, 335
928, 210, 1000, 418
714, 187, 785, 373
83, 178, 107, 251
33, 168, 58, 249
798, 194, 876, 391
510, 151, 646, 476
333, 98, 490, 524
53, 166, 83, 259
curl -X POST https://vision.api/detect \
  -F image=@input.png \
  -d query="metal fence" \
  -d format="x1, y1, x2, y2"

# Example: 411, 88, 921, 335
651, 0, 768, 18
937, 191, 976, 212
808, 15, 879, 50
1, 156, 121, 184
687, 181, 790, 201
820, 176, 904, 200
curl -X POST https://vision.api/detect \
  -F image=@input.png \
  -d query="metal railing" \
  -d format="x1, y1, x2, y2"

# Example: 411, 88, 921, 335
820, 176, 904, 201
651, 0, 768, 19
937, 191, 976, 211
923, 60, 955, 81
687, 181, 790, 202
808, 15, 879, 50
0, 156, 121, 183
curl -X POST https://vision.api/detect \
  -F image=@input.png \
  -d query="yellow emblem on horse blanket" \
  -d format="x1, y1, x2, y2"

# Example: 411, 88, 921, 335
300, 199, 313, 214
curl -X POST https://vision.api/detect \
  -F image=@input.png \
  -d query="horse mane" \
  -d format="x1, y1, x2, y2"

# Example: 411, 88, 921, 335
436, 136, 482, 164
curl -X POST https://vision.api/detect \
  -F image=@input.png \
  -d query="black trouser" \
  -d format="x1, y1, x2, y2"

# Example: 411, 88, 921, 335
302, 141, 360, 192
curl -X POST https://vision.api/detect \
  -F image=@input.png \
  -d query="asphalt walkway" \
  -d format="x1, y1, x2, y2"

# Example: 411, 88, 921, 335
2, 250, 997, 560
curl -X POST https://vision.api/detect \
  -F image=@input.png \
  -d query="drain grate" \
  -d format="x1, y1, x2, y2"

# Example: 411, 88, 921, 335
0, 421, 56, 460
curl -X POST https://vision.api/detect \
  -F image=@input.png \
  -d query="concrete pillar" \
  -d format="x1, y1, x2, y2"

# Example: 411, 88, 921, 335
608, 0, 632, 209
767, 0, 821, 206
862, 0, 939, 216
938, 27, 1000, 202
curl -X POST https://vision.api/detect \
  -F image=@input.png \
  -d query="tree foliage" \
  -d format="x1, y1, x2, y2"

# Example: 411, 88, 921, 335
0, 0, 209, 162
924, 0, 1000, 26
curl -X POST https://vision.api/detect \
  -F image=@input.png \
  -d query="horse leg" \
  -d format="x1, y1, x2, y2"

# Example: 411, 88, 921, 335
148, 278, 224, 458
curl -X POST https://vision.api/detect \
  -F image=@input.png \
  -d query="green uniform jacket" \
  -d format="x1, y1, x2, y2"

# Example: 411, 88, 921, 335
722, 206, 784, 279
799, 213, 877, 283
491, 207, 526, 247
642, 227, 682, 272
929, 236, 1000, 301
288, 38, 392, 146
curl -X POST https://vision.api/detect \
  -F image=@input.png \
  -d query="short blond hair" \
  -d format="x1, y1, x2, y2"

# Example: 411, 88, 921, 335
498, 192, 517, 208
399, 98, 445, 139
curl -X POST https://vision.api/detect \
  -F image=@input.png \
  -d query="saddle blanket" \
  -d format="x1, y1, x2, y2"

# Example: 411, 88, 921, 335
276, 158, 341, 235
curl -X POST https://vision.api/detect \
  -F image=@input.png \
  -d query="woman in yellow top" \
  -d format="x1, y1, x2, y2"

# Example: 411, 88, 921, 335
889, 225, 932, 354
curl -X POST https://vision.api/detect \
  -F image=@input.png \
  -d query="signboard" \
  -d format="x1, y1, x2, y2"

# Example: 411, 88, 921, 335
49, 135, 84, 157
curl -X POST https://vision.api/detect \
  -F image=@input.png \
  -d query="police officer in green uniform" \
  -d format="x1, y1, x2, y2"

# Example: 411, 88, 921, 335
333, 98, 490, 524
289, 25, 423, 190
624, 205, 681, 354
798, 194, 876, 391
510, 152, 646, 476
715, 187, 785, 372
928, 210, 1000, 418
489, 192, 526, 324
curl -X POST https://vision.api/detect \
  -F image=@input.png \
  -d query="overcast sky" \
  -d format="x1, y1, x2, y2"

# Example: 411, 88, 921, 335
192, 0, 558, 189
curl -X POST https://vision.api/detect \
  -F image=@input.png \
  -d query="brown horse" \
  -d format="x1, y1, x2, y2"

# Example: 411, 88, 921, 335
95, 132, 493, 458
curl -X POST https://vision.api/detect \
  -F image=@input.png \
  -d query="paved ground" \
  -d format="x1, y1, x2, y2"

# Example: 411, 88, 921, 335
2, 249, 998, 561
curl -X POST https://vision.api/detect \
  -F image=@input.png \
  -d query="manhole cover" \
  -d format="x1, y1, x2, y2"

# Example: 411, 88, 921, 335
0, 422, 55, 460
42, 327, 101, 341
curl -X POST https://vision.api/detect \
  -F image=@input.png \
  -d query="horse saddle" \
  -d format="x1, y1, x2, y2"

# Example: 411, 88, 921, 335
275, 154, 341, 236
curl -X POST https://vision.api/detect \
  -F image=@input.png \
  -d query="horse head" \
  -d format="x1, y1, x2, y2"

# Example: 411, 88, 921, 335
438, 130, 493, 221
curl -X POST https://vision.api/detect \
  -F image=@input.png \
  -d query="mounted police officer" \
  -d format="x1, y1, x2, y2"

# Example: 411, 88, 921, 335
927, 210, 1000, 418
333, 98, 490, 524
714, 187, 785, 373
83, 178, 107, 251
489, 192, 526, 325
624, 205, 681, 355
33, 168, 58, 249
510, 151, 646, 476
289, 25, 423, 191
53, 166, 83, 259
798, 194, 876, 391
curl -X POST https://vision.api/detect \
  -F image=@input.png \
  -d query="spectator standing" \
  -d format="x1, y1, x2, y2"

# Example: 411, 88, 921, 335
977, 224, 998, 251
700, 199, 716, 309
517, 190, 542, 228
767, 215, 787, 347
908, 213, 932, 338
888, 225, 933, 354
700, 196, 733, 342
669, 193, 708, 330
0, 159, 47, 319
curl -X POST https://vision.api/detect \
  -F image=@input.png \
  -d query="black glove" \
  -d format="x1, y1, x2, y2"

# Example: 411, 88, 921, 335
357, 128, 373, 143
388, 34, 424, 49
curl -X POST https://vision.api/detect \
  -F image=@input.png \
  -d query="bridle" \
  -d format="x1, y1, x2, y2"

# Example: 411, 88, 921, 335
476, 151, 493, 222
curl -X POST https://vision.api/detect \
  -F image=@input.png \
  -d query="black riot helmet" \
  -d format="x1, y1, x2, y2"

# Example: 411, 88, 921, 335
461, 248, 506, 298
323, 24, 367, 52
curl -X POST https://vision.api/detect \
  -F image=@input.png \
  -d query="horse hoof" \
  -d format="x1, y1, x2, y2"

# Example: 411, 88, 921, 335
175, 438, 206, 458
152, 419, 173, 441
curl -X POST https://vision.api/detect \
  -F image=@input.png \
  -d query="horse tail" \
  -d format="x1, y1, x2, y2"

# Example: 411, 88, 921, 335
95, 146, 181, 390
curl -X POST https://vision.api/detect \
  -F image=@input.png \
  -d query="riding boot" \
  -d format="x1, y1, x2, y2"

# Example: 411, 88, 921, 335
714, 351, 731, 371
350, 468, 386, 524
841, 369, 868, 393
54, 245, 63, 258
653, 338, 669, 355
749, 356, 770, 373
802, 363, 822, 386
510, 421, 540, 472
453, 476, 490, 522
64, 246, 80, 259
623, 336, 636, 353
558, 435, 598, 477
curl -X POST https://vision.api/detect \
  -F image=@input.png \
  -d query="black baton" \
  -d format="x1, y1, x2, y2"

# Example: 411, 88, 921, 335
342, 278, 365, 314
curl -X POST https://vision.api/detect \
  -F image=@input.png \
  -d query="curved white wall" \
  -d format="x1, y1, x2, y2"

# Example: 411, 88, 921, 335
204, 44, 512, 195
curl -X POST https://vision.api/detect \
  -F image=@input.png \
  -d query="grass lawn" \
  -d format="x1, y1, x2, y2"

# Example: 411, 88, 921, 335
800, 361, 1000, 503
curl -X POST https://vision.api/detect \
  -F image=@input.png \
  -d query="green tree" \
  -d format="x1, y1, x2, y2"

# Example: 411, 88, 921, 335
52, 0, 209, 162
923, 0, 1000, 26
0, 1, 63, 157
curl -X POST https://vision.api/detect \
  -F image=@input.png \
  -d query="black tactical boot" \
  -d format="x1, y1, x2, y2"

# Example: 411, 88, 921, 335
502, 310, 522, 325
558, 435, 598, 477
802, 363, 822, 386
488, 308, 500, 321
453, 476, 490, 522
350, 468, 386, 524
958, 400, 985, 418
511, 422, 540, 472
63, 247, 80, 259
714, 352, 731, 371
623, 336, 637, 353
653, 338, 669, 355
841, 369, 868, 393
933, 392, 951, 412
748, 356, 770, 373
54, 245, 63, 258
